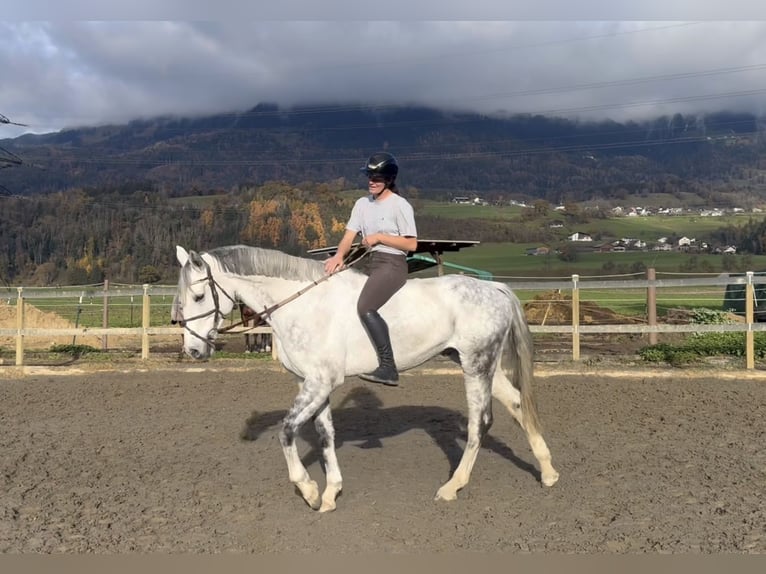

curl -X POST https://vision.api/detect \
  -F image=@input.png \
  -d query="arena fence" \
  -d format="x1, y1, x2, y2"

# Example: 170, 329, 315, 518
1, 270, 764, 368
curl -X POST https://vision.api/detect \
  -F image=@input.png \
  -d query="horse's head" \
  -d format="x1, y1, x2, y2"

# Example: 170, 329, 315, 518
175, 245, 237, 360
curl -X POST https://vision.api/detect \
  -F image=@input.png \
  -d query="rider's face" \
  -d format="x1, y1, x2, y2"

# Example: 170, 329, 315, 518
368, 176, 387, 195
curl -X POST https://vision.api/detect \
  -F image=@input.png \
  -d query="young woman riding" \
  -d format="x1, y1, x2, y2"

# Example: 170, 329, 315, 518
323, 152, 418, 386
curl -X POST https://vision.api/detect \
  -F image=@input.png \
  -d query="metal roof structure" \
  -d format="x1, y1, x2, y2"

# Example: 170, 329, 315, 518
307, 238, 492, 278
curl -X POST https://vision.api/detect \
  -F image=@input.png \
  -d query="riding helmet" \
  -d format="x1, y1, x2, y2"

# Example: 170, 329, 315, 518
361, 152, 399, 180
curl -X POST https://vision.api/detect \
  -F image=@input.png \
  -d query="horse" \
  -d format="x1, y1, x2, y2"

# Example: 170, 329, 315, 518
238, 303, 272, 353
173, 244, 559, 512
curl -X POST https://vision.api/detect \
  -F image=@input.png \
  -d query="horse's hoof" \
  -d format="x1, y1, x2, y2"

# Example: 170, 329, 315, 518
542, 471, 560, 487
318, 501, 337, 513
434, 486, 458, 502
295, 481, 321, 510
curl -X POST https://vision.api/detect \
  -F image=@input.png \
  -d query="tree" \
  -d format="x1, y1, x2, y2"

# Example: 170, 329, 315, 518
557, 244, 578, 262
138, 265, 162, 284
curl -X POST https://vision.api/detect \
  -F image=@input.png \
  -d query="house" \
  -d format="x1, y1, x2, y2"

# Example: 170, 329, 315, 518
568, 232, 593, 242
525, 246, 550, 256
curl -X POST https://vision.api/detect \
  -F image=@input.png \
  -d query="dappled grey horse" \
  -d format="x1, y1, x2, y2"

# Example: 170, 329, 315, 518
174, 244, 559, 512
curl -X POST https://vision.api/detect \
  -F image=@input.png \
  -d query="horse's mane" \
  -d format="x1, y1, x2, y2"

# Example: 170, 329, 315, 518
205, 245, 333, 282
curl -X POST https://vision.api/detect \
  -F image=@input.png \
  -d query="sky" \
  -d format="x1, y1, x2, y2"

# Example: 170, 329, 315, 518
3, 2, 766, 138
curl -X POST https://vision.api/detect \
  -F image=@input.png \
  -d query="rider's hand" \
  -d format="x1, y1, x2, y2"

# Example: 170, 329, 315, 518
324, 254, 344, 274
362, 234, 380, 248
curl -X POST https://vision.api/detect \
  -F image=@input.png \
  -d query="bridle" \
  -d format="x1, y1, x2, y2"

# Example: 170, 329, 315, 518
176, 259, 238, 348
177, 245, 369, 350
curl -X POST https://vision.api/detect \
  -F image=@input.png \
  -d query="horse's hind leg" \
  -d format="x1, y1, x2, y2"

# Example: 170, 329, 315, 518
313, 400, 342, 513
435, 373, 493, 501
491, 369, 559, 487
279, 381, 333, 510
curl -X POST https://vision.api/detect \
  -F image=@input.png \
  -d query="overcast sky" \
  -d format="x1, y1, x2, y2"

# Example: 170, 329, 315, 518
3, 2, 766, 138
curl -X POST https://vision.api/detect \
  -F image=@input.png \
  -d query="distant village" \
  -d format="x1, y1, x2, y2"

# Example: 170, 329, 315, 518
448, 195, 758, 255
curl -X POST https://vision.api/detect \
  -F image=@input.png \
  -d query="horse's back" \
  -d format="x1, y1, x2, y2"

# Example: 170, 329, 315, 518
394, 274, 516, 337
405, 274, 514, 309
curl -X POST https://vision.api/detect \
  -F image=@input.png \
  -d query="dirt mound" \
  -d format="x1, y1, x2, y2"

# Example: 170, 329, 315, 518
0, 301, 103, 349
524, 290, 645, 326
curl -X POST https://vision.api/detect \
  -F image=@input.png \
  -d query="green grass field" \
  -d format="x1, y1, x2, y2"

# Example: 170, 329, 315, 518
405, 201, 764, 317
418, 199, 757, 240
418, 202, 526, 220
415, 241, 766, 280
413, 199, 766, 278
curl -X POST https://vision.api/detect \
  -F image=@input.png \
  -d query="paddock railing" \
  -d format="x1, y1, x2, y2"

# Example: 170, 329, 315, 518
0, 270, 763, 368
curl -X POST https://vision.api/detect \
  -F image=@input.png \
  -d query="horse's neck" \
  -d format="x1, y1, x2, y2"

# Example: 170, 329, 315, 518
229, 274, 314, 314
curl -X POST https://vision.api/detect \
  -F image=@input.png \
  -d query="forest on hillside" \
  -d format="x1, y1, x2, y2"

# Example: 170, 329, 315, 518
0, 180, 542, 285
3, 179, 766, 286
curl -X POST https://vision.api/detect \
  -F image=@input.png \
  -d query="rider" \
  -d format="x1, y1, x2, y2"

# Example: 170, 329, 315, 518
323, 152, 418, 386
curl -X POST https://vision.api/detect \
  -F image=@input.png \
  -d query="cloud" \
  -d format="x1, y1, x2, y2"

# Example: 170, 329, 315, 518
2, 19, 766, 138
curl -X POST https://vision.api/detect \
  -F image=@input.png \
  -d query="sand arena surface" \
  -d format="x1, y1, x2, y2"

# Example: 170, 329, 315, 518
0, 358, 763, 554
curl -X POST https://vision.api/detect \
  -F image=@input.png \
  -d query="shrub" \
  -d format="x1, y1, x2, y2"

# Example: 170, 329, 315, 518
689, 308, 731, 325
49, 344, 101, 357
639, 331, 766, 363
639, 344, 675, 363
668, 350, 700, 366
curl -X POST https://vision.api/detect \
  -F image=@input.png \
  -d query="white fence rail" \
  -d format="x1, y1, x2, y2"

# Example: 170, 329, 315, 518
1, 271, 764, 368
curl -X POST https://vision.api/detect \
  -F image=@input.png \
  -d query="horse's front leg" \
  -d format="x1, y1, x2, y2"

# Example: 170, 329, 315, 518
279, 380, 332, 510
313, 400, 342, 512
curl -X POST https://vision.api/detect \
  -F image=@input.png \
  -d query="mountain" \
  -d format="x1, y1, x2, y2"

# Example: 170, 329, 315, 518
2, 104, 766, 206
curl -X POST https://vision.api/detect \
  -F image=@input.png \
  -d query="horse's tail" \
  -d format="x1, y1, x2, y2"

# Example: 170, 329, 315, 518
499, 284, 542, 435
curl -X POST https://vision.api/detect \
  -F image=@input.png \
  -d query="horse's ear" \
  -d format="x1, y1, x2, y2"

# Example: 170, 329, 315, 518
189, 250, 205, 270
176, 245, 189, 267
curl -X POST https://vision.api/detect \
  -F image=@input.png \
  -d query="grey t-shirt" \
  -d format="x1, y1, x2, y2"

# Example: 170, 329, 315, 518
346, 193, 418, 255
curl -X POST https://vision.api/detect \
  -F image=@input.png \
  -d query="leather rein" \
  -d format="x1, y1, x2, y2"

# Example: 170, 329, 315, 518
178, 246, 369, 349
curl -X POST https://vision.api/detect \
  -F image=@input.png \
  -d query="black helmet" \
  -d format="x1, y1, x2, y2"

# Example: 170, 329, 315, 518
361, 152, 398, 180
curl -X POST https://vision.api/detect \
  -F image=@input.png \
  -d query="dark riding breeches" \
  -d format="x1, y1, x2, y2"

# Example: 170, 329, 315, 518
356, 252, 408, 315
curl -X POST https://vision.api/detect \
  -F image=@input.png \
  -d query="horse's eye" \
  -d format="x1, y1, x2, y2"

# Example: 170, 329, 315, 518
193, 294, 204, 303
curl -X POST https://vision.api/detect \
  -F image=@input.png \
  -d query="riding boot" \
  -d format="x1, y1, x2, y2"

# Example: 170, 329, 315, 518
359, 310, 399, 386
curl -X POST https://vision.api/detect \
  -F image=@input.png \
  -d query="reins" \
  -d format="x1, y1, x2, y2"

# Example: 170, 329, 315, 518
184, 246, 370, 346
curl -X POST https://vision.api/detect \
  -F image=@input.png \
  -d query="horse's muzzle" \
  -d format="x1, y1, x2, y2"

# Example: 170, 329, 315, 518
188, 347, 207, 360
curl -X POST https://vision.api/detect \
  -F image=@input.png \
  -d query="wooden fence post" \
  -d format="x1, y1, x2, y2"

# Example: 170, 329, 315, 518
142, 284, 150, 360
746, 271, 754, 369
102, 279, 109, 351
572, 274, 580, 361
15, 287, 24, 366
647, 267, 657, 345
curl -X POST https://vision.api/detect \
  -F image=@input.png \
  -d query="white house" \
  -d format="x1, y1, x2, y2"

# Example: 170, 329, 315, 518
568, 232, 593, 242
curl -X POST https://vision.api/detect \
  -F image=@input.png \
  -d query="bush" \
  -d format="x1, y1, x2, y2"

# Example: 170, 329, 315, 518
689, 308, 731, 325
639, 344, 675, 363
639, 331, 766, 364
668, 350, 700, 366
49, 344, 101, 357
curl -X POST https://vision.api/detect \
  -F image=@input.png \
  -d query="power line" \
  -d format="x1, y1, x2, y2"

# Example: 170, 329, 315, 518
1, 113, 28, 127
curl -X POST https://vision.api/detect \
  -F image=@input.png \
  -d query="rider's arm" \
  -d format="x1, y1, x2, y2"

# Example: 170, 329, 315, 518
364, 234, 417, 253
324, 228, 358, 273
